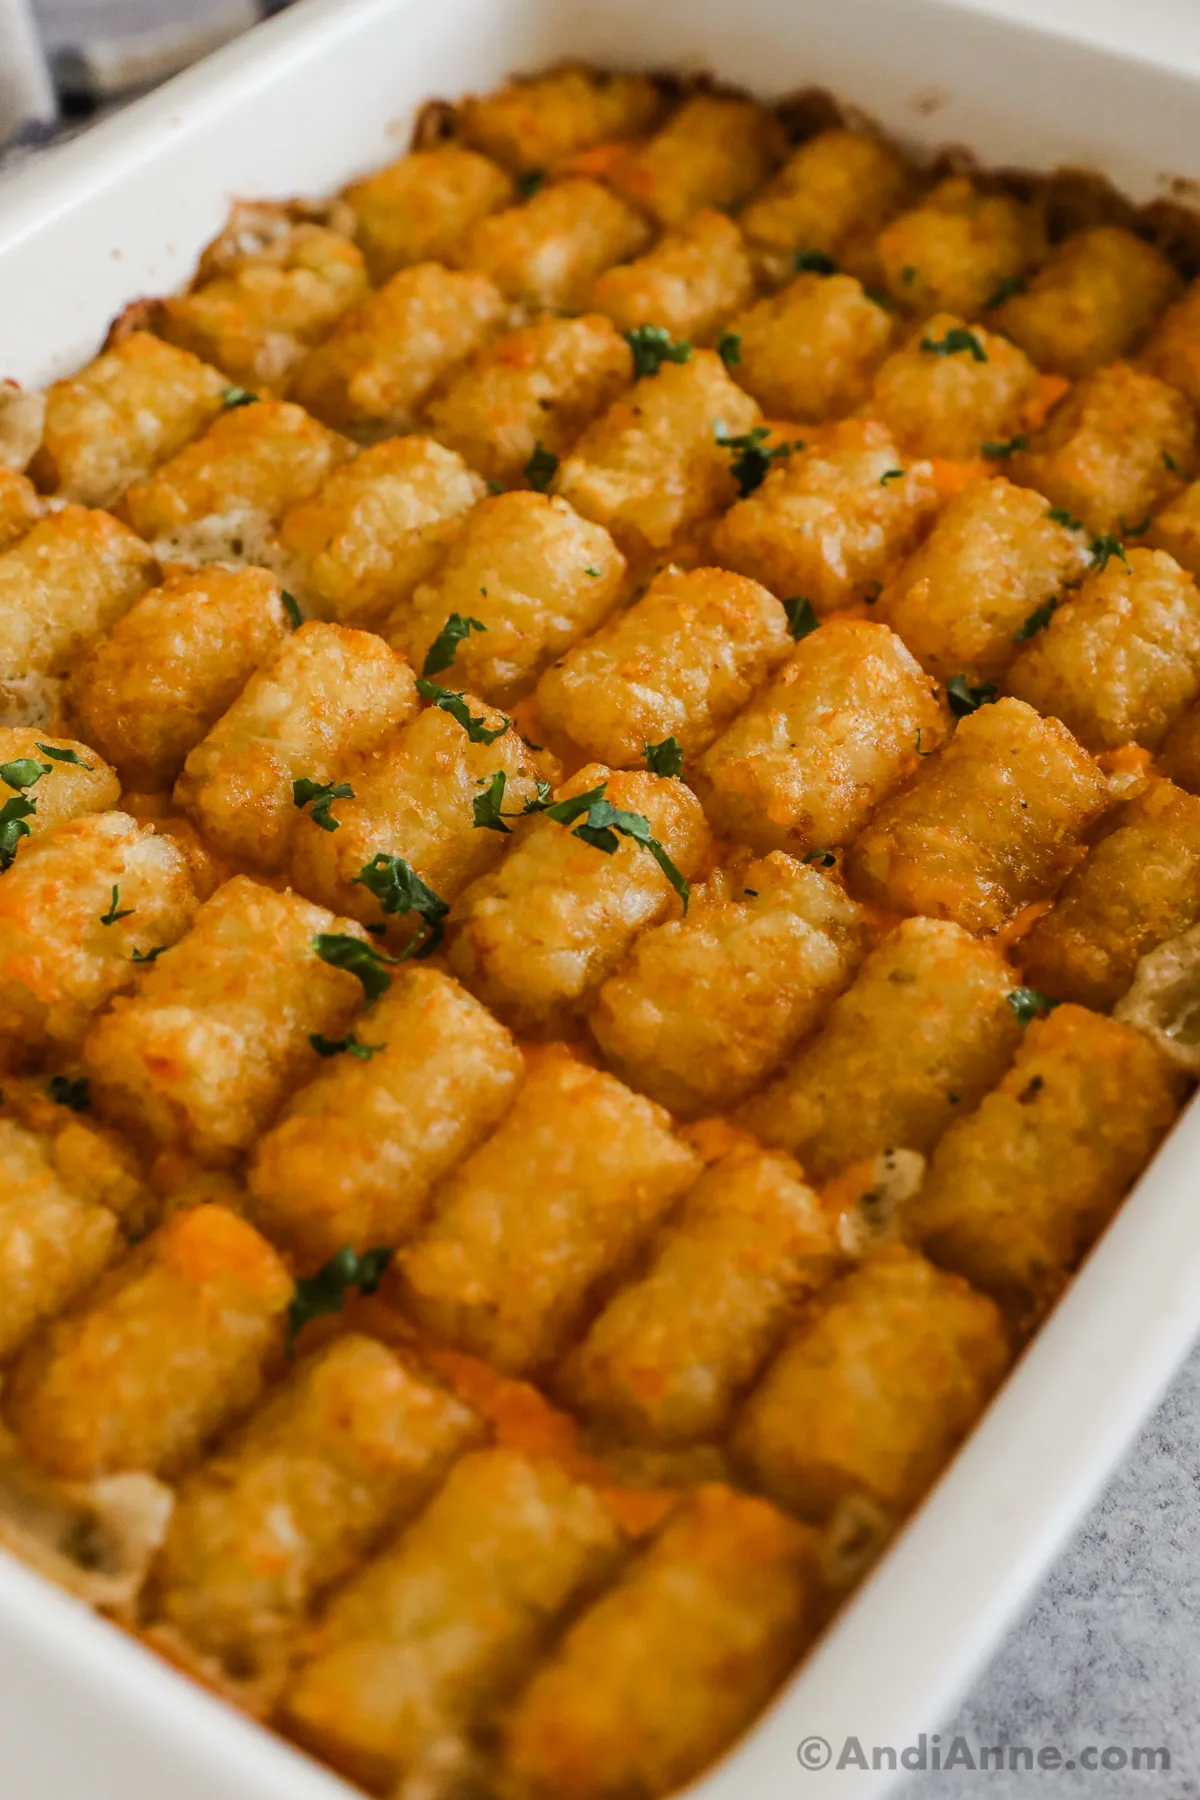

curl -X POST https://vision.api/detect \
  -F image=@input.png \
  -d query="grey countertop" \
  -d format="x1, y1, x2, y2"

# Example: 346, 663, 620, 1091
901, 1337, 1200, 1800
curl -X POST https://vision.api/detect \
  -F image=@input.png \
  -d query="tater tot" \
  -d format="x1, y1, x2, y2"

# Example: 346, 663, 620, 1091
589, 851, 864, 1114
1146, 475, 1200, 578
711, 418, 939, 613
993, 226, 1182, 378
693, 619, 948, 855
152, 1335, 481, 1677
1159, 695, 1200, 793
732, 1246, 1008, 1520
0, 465, 41, 551
290, 264, 508, 437
445, 765, 711, 1035
287, 704, 547, 932
0, 1119, 119, 1362
275, 436, 485, 627
400, 1045, 701, 1374
0, 811, 197, 1060
869, 312, 1039, 461
247, 966, 523, 1261
0, 1076, 153, 1233
158, 225, 369, 394
739, 128, 914, 287
846, 697, 1108, 934
0, 729, 119, 840
174, 620, 416, 872
609, 93, 785, 227
120, 398, 352, 566
426, 314, 631, 489
1019, 779, 1200, 1010
344, 146, 515, 282
390, 491, 625, 704
877, 476, 1091, 682
450, 179, 652, 313
7, 1205, 291, 1479
498, 1485, 820, 1800
29, 334, 227, 509
536, 564, 791, 767
907, 1006, 1182, 1325
1141, 275, 1200, 407
1004, 546, 1200, 751
556, 349, 759, 560
0, 506, 157, 684
62, 566, 290, 786
589, 209, 755, 343
726, 273, 894, 421
1010, 361, 1193, 536
457, 64, 665, 174
876, 177, 1044, 318
81, 876, 367, 1160
560, 1145, 840, 1443
739, 917, 1023, 1178
282, 1446, 625, 1791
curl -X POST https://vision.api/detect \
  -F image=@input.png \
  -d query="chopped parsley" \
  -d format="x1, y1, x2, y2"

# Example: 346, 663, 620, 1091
293, 778, 355, 833
802, 849, 836, 867
715, 424, 801, 497
945, 674, 999, 717
879, 467, 905, 486
1089, 534, 1129, 572
584, 565, 601, 577
131, 945, 164, 964
644, 736, 683, 779
625, 324, 692, 378
0, 756, 50, 791
784, 596, 819, 640
984, 275, 1027, 309
1119, 514, 1150, 538
717, 330, 742, 369
525, 441, 558, 492
286, 1244, 394, 1353
1013, 596, 1057, 642
542, 781, 690, 912
487, 478, 506, 495
981, 435, 1028, 458
864, 287, 893, 311
309, 1031, 385, 1060
1046, 508, 1084, 532
901, 264, 918, 286
1164, 451, 1188, 476
920, 326, 987, 362
221, 385, 258, 408
1006, 987, 1061, 1025
281, 590, 303, 630
794, 249, 838, 274
516, 168, 545, 199
415, 678, 510, 744
0, 795, 36, 870
47, 1075, 90, 1112
99, 885, 134, 926
312, 932, 405, 1002
422, 612, 488, 677
352, 852, 449, 955
471, 769, 552, 833
915, 729, 936, 756
36, 742, 94, 769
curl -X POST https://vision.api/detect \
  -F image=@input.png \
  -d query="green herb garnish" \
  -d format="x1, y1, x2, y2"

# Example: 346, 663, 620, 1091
984, 275, 1027, 309
920, 327, 987, 362
281, 590, 303, 630
625, 324, 692, 378
516, 168, 545, 199
981, 435, 1028, 458
312, 932, 405, 1002
221, 385, 258, 408
293, 778, 354, 833
471, 770, 552, 834
879, 467, 905, 486
945, 674, 999, 717
643, 736, 683, 779
352, 853, 449, 954
131, 946, 164, 963
99, 885, 134, 926
784, 596, 819, 640
0, 757, 50, 791
864, 287, 892, 310
0, 796, 36, 870
542, 781, 690, 912
1006, 987, 1061, 1025
715, 424, 801, 498
525, 441, 559, 492
802, 849, 836, 867
717, 330, 742, 368
35, 742, 95, 769
915, 729, 936, 756
47, 1075, 90, 1112
423, 612, 487, 677
309, 1032, 385, 1060
794, 249, 838, 274
1013, 596, 1057, 643
415, 678, 511, 744
1090, 534, 1128, 571
1046, 508, 1084, 531
286, 1245, 394, 1352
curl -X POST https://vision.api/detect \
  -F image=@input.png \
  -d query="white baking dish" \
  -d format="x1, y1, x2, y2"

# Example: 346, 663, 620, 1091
2, 1, 1200, 1795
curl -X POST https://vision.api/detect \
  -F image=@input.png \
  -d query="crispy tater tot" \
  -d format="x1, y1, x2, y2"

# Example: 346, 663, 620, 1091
739, 128, 914, 288
739, 917, 1023, 1178
282, 1447, 626, 1792
609, 93, 785, 227
1146, 475, 1200, 579
536, 564, 791, 767
0, 464, 41, 550
726, 272, 894, 422
1019, 778, 1200, 1010
711, 418, 939, 614
450, 179, 652, 313
1159, 693, 1200, 793
0, 1076, 153, 1232
29, 333, 227, 509
0, 811, 197, 1061
693, 619, 948, 856
560, 1145, 840, 1443
1009, 361, 1193, 536
344, 146, 515, 282
62, 566, 290, 787
733, 1246, 1009, 1519
0, 1119, 119, 1362
290, 264, 508, 437
993, 226, 1182, 378
497, 1485, 820, 1800
426, 314, 631, 489
589, 852, 864, 1115
445, 764, 711, 1035
81, 877, 367, 1161
0, 505, 157, 686
876, 177, 1044, 318
1140, 274, 1200, 406
174, 620, 417, 872
457, 65, 665, 174
907, 1006, 1183, 1326
877, 476, 1091, 683
0, 729, 118, 839
589, 209, 755, 344
846, 697, 1108, 934
869, 311, 1039, 462
390, 491, 625, 706
7, 1205, 292, 1479
247, 966, 523, 1261
151, 1335, 481, 1679
400, 1044, 701, 1375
